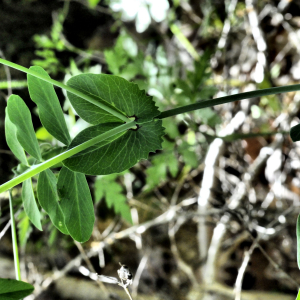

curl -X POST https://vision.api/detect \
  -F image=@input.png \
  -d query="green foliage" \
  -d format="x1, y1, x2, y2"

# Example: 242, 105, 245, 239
67, 73, 160, 124
94, 174, 132, 223
32, 49, 61, 75
64, 73, 165, 175
144, 135, 199, 191
178, 141, 198, 168
3, 61, 166, 240
2, 29, 299, 250
17, 211, 32, 249
258, 78, 281, 114
104, 31, 142, 80
27, 66, 71, 146
0, 80, 27, 90
296, 289, 300, 300
88, 0, 101, 8
48, 225, 58, 246
5, 108, 28, 165
102, 34, 216, 193
32, 8, 66, 74
37, 169, 68, 235
22, 179, 42, 231
172, 51, 219, 125
57, 167, 95, 243
64, 120, 164, 175
7, 95, 42, 161
146, 140, 178, 191
3, 6, 300, 298
0, 278, 34, 299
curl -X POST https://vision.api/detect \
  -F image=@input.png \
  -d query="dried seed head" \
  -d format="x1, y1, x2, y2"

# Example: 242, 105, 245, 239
117, 262, 133, 287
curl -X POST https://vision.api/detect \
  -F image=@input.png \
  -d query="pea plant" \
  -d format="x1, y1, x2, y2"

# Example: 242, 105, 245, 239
1, 57, 300, 299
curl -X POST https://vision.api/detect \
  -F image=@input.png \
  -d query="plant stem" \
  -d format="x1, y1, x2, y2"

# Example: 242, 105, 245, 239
0, 121, 136, 193
9, 190, 21, 281
170, 23, 199, 61
296, 289, 300, 300
0, 58, 129, 123
157, 84, 300, 119
123, 287, 133, 300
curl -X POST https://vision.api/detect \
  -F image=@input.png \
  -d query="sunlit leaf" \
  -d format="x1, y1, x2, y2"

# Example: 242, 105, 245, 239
22, 179, 42, 231
37, 169, 68, 235
7, 95, 42, 161
57, 167, 95, 242
296, 288, 300, 300
5, 108, 28, 165
36, 126, 53, 142
87, 0, 101, 8
27, 66, 71, 145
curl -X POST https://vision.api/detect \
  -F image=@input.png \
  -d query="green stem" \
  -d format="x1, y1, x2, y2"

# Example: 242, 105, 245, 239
296, 289, 300, 300
157, 84, 300, 119
208, 131, 289, 142
0, 121, 136, 193
170, 23, 199, 61
9, 190, 21, 281
0, 58, 129, 123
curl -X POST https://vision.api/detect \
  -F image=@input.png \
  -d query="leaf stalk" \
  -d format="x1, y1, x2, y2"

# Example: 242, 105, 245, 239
157, 84, 300, 119
9, 190, 21, 281
0, 58, 129, 123
0, 121, 136, 193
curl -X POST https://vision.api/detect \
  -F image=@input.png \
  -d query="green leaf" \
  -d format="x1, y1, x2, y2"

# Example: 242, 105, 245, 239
104, 49, 126, 75
57, 167, 95, 242
22, 179, 42, 231
67, 74, 160, 124
27, 66, 71, 145
146, 146, 179, 191
5, 108, 28, 165
0, 278, 34, 299
66, 122, 125, 159
104, 31, 139, 78
194, 107, 221, 126
297, 214, 300, 269
37, 169, 68, 235
88, 0, 101, 8
162, 118, 179, 139
94, 174, 132, 223
189, 50, 212, 92
178, 142, 198, 168
296, 289, 300, 300
48, 225, 58, 246
17, 211, 32, 249
7, 95, 42, 161
290, 124, 300, 142
64, 120, 165, 175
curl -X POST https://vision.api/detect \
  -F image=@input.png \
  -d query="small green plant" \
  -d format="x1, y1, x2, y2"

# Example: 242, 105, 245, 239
1, 57, 300, 297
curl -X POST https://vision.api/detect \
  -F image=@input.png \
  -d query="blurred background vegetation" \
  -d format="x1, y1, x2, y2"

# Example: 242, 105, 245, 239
1, 0, 300, 299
